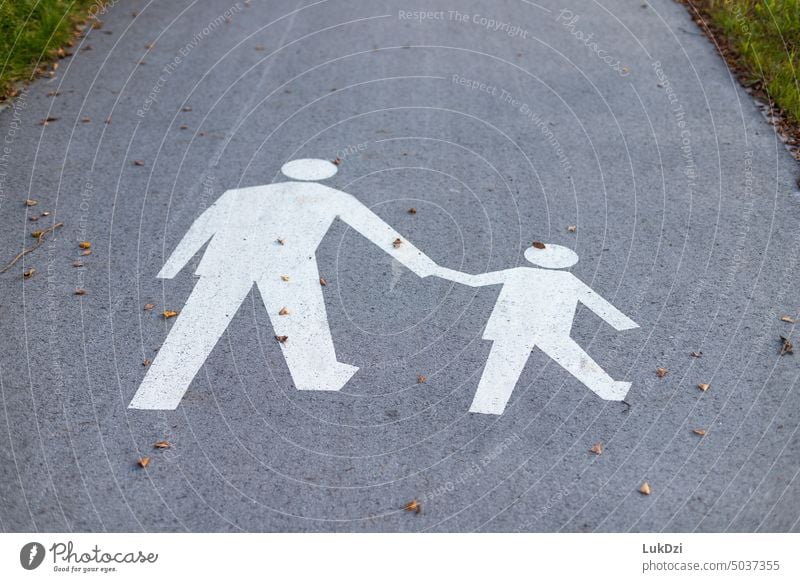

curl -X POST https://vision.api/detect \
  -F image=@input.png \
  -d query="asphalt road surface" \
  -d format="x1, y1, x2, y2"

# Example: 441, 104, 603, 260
1, 0, 799, 533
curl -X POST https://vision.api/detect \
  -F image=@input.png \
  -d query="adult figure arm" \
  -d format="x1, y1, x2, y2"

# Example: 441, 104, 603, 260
433, 266, 507, 287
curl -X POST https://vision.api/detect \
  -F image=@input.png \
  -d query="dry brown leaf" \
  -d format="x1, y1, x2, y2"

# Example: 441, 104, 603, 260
417, 375, 426, 384
132, 159, 145, 166
332, 157, 341, 166
255, 45, 265, 51
408, 207, 417, 214
81, 249, 92, 256
567, 225, 577, 232
656, 367, 668, 378
145, 42, 154, 49
531, 241, 546, 249
697, 383, 710, 392
393, 238, 403, 248
692, 428, 706, 436
74, 288, 87, 295
780, 336, 794, 355
277, 238, 285, 245
154, 441, 171, 449
137, 457, 150, 468
143, 303, 155, 311
29, 215, 39, 222
39, 117, 59, 126
590, 442, 603, 455
162, 310, 178, 319
78, 241, 91, 249
72, 261, 83, 268
319, 277, 327, 286
30, 230, 44, 238
23, 268, 36, 279
41, 211, 50, 217
278, 307, 289, 316
690, 351, 703, 358
781, 316, 796, 324
280, 275, 290, 282
25, 199, 38, 207
142, 359, 151, 367
179, 124, 188, 130
182, 106, 192, 112
638, 481, 651, 495
404, 499, 422, 514
275, 335, 288, 343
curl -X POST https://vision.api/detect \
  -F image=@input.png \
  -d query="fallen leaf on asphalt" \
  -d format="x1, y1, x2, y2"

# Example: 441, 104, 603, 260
154, 441, 171, 449
275, 335, 288, 343
23, 268, 36, 279
47, 91, 60, 97
638, 481, 651, 495
332, 157, 341, 166
31, 230, 44, 238
81, 249, 92, 256
590, 442, 603, 455
142, 359, 151, 367
181, 106, 192, 112
697, 383, 710, 392
656, 367, 668, 378
41, 211, 50, 216
179, 124, 188, 130
393, 238, 403, 248
690, 351, 703, 358
29, 215, 39, 222
137, 457, 150, 468
693, 428, 706, 436
276, 238, 285, 245
162, 310, 178, 318
404, 499, 422, 514
39, 117, 60, 125
143, 303, 155, 311
72, 261, 83, 267
74, 288, 87, 295
105, 117, 112, 124
531, 241, 546, 249
132, 159, 145, 166
281, 275, 290, 282
567, 225, 577, 232
319, 277, 327, 286
25, 199, 38, 206
78, 241, 91, 249
255, 45, 265, 51
81, 117, 91, 123
781, 316, 796, 324
417, 375, 426, 384
408, 207, 417, 214
780, 336, 794, 355
278, 307, 289, 316
144, 42, 155, 49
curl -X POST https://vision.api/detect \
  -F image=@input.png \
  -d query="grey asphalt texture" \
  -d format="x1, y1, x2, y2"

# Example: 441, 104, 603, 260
1, 0, 799, 533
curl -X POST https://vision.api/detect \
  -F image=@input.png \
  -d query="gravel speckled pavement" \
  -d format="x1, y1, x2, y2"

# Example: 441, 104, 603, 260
0, 0, 799, 532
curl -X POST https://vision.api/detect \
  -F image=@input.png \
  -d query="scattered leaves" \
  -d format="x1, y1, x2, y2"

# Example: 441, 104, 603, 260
417, 375, 426, 384
656, 367, 668, 378
780, 336, 794, 355
590, 442, 603, 455
408, 207, 417, 214
319, 277, 327, 286
137, 457, 150, 468
404, 499, 422, 514
154, 441, 171, 449
567, 225, 577, 232
74, 288, 87, 295
142, 359, 151, 367
25, 199, 38, 207
781, 316, 796, 324
275, 335, 288, 343
162, 310, 178, 319
278, 307, 289, 316
132, 159, 145, 166
392, 238, 403, 248
23, 268, 36, 279
692, 428, 706, 436
281, 275, 290, 282
638, 481, 651, 495
78, 241, 91, 249
690, 351, 703, 358
697, 383, 710, 392
0, 222, 64, 274
531, 241, 546, 249
143, 303, 155, 311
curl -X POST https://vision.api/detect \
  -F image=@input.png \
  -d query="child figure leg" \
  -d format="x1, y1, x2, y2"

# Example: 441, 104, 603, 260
536, 337, 631, 401
470, 341, 535, 414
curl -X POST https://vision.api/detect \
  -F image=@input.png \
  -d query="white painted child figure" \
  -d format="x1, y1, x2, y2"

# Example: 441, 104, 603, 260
435, 244, 639, 414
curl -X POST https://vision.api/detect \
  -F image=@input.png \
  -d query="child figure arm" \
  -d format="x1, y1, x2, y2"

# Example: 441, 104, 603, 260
433, 266, 506, 287
577, 282, 639, 331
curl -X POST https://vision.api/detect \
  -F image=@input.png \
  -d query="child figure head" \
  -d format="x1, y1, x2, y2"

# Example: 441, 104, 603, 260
524, 243, 578, 269
281, 158, 338, 181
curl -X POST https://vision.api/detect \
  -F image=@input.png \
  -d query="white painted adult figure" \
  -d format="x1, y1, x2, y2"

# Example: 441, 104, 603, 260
130, 159, 437, 409
435, 244, 638, 414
